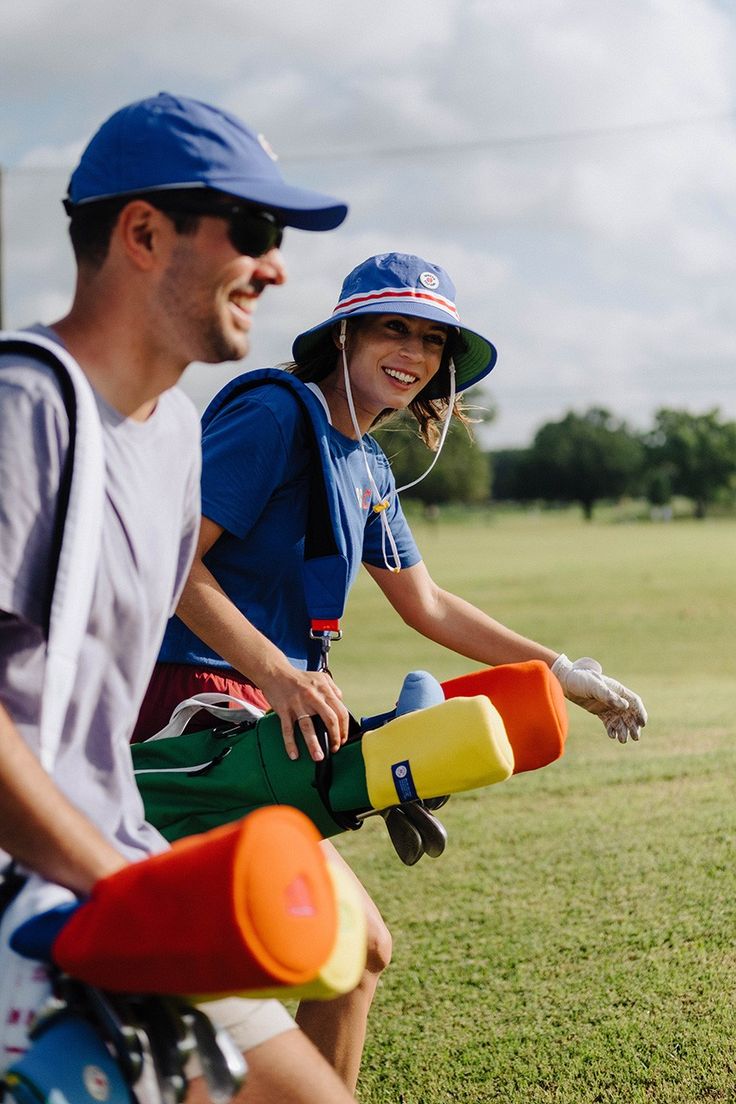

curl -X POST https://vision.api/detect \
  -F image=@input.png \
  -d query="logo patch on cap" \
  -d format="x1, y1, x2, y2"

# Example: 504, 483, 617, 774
419, 271, 439, 290
257, 133, 279, 161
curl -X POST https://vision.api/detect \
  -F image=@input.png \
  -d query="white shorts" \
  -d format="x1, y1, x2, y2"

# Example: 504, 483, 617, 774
186, 996, 296, 1079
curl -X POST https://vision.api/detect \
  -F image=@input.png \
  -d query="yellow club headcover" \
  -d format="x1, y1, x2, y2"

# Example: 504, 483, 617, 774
362, 696, 514, 811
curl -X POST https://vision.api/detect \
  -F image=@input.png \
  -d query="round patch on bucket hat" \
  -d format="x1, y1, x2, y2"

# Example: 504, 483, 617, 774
292, 252, 498, 393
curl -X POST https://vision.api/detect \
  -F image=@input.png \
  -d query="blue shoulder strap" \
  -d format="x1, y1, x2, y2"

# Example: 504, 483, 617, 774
202, 369, 349, 653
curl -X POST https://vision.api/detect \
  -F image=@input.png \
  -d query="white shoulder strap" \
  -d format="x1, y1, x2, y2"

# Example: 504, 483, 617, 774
147, 693, 265, 741
0, 331, 105, 772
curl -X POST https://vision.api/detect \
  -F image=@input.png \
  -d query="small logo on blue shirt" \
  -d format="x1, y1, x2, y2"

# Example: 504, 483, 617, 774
391, 759, 418, 803
355, 486, 372, 511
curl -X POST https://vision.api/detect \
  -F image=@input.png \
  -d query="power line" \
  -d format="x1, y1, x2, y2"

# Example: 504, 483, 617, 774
282, 109, 736, 163
2, 107, 734, 176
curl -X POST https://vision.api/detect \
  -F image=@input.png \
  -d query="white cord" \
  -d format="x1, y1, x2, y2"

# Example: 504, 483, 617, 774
340, 334, 402, 572
395, 360, 455, 494
338, 320, 457, 573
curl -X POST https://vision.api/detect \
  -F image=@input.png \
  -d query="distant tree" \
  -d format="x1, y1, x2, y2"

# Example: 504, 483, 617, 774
374, 403, 491, 506
643, 408, 736, 518
643, 465, 674, 509
523, 408, 644, 519
490, 448, 535, 502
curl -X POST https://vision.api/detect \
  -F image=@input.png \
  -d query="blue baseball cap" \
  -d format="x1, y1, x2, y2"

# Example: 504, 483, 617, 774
66, 92, 348, 231
292, 252, 497, 392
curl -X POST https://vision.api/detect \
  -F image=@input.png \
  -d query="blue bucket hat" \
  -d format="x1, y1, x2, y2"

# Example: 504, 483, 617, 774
292, 252, 497, 392
66, 92, 348, 231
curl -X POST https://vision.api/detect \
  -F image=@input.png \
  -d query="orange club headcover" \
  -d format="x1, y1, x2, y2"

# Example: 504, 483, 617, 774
441, 660, 568, 774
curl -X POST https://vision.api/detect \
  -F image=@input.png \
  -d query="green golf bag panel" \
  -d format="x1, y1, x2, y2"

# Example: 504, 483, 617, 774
133, 712, 367, 841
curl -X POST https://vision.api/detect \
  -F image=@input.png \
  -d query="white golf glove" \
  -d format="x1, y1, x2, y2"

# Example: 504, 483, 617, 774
551, 654, 647, 743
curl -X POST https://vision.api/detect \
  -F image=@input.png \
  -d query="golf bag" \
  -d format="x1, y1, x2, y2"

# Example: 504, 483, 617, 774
3, 808, 367, 1103
2, 972, 246, 1104
132, 660, 568, 845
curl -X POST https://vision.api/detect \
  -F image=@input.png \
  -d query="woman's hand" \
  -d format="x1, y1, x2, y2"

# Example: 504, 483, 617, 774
551, 654, 648, 743
259, 666, 351, 762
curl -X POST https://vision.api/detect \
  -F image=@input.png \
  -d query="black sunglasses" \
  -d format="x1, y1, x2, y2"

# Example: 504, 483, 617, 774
149, 196, 285, 257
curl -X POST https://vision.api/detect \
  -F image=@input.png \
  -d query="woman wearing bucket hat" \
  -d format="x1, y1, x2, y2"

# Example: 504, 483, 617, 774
136, 251, 647, 1091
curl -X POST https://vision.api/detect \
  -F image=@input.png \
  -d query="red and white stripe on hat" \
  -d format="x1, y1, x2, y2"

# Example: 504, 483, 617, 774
332, 286, 460, 322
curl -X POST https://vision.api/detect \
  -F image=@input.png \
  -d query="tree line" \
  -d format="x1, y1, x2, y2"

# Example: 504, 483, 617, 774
376, 401, 736, 520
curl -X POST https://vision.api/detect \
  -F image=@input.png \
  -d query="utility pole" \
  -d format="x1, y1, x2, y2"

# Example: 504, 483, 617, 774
0, 165, 4, 329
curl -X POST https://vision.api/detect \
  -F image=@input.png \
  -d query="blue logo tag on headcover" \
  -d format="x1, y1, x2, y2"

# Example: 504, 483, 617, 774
391, 760, 418, 803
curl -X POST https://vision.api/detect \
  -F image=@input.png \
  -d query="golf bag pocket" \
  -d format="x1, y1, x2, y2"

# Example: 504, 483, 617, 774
132, 716, 277, 840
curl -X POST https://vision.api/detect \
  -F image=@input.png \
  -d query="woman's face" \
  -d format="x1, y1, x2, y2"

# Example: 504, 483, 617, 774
338, 313, 448, 418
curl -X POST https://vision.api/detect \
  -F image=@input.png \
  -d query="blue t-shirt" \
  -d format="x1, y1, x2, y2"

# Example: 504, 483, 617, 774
159, 375, 421, 670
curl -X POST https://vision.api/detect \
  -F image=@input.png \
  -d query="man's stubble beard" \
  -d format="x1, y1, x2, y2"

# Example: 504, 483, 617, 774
158, 245, 250, 366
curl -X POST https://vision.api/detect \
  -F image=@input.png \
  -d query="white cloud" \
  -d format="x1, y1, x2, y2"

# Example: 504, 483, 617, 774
2, 0, 736, 447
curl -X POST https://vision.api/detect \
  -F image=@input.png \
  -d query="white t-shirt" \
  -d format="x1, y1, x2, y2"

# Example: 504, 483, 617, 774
0, 329, 201, 863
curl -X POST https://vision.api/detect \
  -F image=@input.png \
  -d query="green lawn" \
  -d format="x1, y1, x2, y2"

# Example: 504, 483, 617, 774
327, 510, 736, 1103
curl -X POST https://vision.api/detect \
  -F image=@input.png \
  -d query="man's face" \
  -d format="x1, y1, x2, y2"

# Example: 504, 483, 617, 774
156, 213, 287, 365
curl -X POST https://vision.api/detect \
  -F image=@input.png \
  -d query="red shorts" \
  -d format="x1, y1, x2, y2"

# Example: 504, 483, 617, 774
132, 662, 270, 743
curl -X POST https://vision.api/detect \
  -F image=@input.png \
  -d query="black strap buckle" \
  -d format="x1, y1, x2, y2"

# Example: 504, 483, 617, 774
309, 627, 343, 675
311, 717, 362, 832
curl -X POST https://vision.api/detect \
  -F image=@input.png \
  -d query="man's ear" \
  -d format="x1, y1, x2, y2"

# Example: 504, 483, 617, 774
115, 201, 165, 270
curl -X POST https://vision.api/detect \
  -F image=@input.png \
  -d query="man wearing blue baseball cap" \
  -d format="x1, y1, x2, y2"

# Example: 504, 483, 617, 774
63, 91, 348, 368
0, 93, 355, 1103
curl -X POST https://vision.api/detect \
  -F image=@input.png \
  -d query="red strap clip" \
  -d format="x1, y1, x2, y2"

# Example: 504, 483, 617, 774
310, 619, 341, 634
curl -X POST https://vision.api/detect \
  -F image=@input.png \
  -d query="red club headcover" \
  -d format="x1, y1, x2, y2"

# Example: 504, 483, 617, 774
53, 806, 338, 994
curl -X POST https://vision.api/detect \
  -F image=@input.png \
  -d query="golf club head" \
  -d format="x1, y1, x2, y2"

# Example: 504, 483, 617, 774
183, 1005, 247, 1104
136, 997, 195, 1104
400, 803, 448, 859
421, 794, 450, 813
380, 807, 425, 866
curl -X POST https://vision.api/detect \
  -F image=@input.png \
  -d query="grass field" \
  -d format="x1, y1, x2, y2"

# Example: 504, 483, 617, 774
326, 510, 736, 1103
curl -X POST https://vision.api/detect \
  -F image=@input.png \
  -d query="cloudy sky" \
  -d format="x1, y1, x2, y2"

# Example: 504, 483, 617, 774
2, 0, 735, 447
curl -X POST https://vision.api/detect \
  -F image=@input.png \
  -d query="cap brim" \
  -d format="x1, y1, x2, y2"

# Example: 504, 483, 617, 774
293, 302, 497, 392
208, 175, 348, 230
